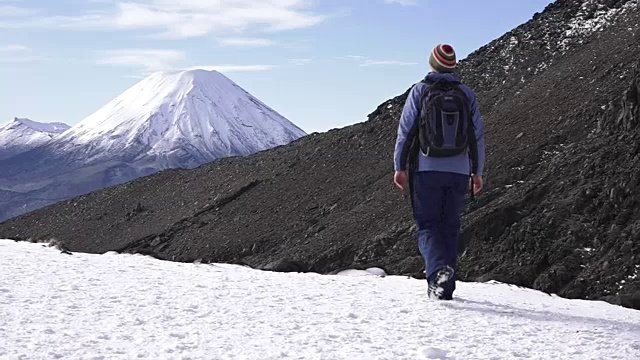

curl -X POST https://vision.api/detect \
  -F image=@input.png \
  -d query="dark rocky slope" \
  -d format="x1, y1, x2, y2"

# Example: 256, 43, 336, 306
1, 0, 639, 309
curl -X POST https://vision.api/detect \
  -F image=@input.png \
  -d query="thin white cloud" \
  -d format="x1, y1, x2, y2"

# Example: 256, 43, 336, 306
335, 55, 367, 61
0, 4, 39, 17
0, 56, 39, 63
0, 43, 38, 63
217, 38, 275, 47
96, 48, 276, 75
337, 55, 418, 67
123, 74, 147, 79
0, 13, 105, 30
0, 1, 326, 39
96, 49, 185, 72
384, 0, 418, 6
360, 59, 418, 66
1, 44, 30, 52
188, 65, 276, 72
289, 58, 312, 66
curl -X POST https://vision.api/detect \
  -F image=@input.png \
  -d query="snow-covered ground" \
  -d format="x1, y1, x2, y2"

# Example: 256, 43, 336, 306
1, 240, 639, 360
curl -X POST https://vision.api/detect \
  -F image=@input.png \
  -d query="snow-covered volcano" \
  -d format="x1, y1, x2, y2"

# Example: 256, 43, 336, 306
0, 70, 306, 221
0, 118, 70, 161
54, 69, 306, 169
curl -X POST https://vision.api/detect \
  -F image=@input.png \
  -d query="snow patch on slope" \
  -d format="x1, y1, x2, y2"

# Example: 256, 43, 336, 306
465, 0, 639, 90
560, 0, 639, 51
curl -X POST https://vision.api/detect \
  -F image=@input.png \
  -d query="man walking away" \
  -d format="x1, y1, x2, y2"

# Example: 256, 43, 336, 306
393, 44, 486, 300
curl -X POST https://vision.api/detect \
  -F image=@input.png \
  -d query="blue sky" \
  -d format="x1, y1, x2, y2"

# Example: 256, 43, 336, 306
0, 0, 554, 133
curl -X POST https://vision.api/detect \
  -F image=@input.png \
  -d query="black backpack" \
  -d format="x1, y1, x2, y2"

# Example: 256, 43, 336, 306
417, 80, 477, 160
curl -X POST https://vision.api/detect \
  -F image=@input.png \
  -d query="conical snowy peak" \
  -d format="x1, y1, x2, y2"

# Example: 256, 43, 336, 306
0, 118, 70, 161
56, 69, 306, 167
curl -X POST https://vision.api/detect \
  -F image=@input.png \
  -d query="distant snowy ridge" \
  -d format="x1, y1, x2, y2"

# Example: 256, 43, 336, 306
0, 118, 71, 161
12, 118, 70, 134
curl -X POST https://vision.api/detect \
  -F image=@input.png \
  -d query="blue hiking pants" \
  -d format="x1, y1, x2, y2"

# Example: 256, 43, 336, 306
411, 171, 468, 294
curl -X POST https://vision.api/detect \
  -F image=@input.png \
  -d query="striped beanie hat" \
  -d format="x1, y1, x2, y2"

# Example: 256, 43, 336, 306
429, 44, 456, 73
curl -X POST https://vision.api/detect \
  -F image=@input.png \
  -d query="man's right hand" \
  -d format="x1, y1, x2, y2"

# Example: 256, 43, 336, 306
394, 171, 408, 192
471, 174, 483, 195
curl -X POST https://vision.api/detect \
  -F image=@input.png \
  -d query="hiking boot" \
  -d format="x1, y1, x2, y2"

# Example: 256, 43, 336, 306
428, 266, 454, 300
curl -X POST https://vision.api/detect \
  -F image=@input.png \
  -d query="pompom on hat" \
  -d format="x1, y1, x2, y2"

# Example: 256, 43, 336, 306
429, 44, 457, 73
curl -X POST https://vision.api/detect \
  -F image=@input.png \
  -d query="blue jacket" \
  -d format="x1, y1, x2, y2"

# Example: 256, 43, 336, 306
393, 72, 486, 176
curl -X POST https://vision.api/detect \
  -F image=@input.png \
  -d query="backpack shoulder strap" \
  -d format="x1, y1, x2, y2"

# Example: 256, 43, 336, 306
418, 80, 440, 106
416, 81, 432, 112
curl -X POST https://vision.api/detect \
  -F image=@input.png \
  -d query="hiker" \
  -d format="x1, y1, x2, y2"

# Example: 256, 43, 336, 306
393, 44, 486, 300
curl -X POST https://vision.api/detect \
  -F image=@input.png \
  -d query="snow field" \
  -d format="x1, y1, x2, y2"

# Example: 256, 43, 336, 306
0, 240, 639, 360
